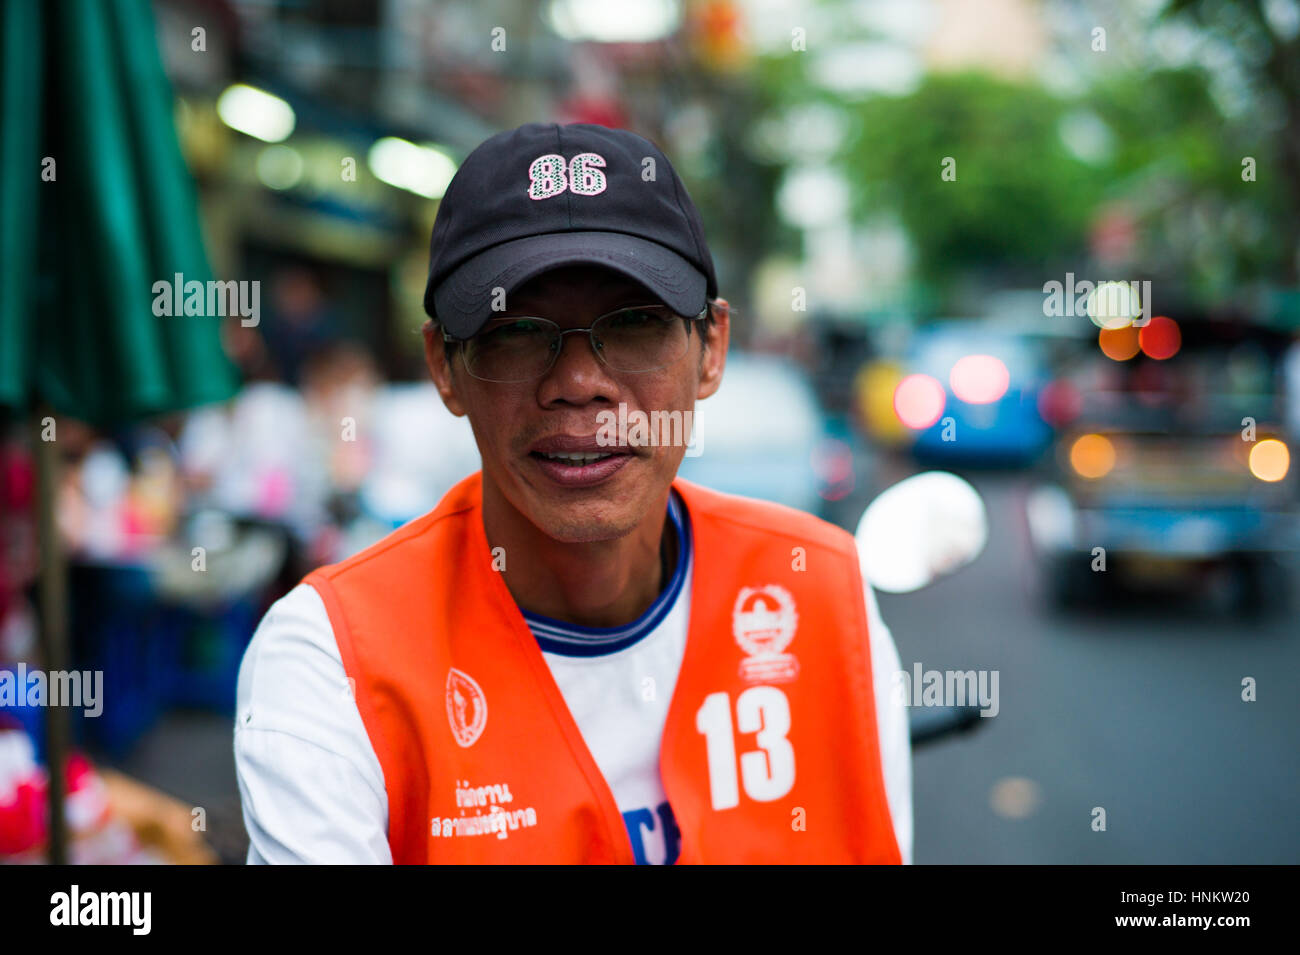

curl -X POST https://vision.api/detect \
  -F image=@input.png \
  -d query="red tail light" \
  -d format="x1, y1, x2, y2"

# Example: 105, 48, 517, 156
1038, 379, 1082, 427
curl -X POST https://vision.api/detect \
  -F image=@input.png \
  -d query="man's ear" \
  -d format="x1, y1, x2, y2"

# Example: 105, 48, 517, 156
697, 298, 730, 401
423, 320, 468, 417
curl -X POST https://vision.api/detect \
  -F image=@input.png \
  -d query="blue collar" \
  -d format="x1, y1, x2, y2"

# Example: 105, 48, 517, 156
522, 489, 691, 657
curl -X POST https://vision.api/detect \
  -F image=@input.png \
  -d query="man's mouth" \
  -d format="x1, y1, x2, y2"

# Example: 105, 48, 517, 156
535, 451, 617, 465
527, 439, 634, 488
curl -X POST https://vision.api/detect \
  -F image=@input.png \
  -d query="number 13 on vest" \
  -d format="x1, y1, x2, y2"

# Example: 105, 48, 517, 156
696, 687, 796, 810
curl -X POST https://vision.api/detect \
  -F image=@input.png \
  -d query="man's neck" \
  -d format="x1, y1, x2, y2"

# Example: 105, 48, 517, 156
481, 480, 674, 629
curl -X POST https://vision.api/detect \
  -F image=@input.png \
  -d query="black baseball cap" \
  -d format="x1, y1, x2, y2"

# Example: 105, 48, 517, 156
423, 122, 718, 340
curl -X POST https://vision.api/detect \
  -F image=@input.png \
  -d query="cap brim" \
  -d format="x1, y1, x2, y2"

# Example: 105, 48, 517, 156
426, 231, 708, 339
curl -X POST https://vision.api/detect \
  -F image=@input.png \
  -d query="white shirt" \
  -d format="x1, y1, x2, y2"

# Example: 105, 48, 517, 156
235, 493, 912, 864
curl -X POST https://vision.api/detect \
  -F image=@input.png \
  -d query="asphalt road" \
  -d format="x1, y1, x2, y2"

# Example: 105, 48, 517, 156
875, 470, 1300, 864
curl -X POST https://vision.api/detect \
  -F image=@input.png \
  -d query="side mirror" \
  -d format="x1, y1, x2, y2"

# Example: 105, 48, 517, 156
909, 703, 984, 747
855, 471, 988, 593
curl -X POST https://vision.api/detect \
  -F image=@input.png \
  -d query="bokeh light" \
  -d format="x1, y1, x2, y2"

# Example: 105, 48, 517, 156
1087, 281, 1141, 330
856, 361, 909, 443
1249, 439, 1290, 482
893, 373, 947, 429
368, 137, 457, 199
1070, 433, 1116, 479
989, 777, 1043, 820
950, 354, 1010, 404
1139, 315, 1181, 360
546, 0, 682, 42
1098, 324, 1140, 361
255, 145, 303, 190
216, 83, 295, 142
1037, 379, 1082, 427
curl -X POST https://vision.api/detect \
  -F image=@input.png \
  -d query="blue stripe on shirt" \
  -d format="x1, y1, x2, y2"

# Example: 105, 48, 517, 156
522, 489, 691, 657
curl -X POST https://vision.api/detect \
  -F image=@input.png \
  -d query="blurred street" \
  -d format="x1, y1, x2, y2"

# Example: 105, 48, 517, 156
893, 472, 1300, 864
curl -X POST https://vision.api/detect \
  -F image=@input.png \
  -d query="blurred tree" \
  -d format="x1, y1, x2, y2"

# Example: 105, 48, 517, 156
1161, 0, 1300, 282
1083, 66, 1291, 295
841, 73, 1103, 286
691, 0, 1297, 316
827, 66, 1286, 304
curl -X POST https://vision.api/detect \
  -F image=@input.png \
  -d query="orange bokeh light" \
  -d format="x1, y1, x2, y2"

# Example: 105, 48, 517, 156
1249, 439, 1290, 482
1098, 325, 1140, 361
1070, 433, 1116, 479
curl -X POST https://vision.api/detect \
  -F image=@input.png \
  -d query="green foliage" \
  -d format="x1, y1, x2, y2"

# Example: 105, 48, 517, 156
827, 66, 1288, 297
838, 72, 1105, 286
1083, 67, 1291, 289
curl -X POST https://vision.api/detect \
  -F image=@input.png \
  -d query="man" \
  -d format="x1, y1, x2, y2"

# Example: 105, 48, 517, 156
235, 122, 911, 864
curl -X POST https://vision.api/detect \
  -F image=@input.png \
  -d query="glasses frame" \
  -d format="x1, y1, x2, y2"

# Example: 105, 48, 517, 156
443, 303, 711, 383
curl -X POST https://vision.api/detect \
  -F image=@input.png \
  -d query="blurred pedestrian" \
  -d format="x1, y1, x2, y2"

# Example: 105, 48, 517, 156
260, 268, 343, 387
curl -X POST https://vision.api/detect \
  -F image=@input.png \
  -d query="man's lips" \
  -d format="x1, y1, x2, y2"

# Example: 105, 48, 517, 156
528, 434, 625, 454
526, 434, 636, 488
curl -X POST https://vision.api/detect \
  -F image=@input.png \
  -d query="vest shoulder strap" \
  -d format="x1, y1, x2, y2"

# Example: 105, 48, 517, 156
671, 476, 858, 559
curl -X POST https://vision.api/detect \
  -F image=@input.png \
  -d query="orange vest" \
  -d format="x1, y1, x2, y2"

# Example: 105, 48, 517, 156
305, 472, 901, 864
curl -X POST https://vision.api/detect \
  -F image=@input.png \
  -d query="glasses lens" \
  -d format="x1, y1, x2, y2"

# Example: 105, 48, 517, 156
594, 306, 689, 372
463, 319, 558, 382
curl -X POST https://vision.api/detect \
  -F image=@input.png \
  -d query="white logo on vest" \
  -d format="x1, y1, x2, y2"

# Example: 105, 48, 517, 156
732, 585, 800, 684
446, 668, 488, 747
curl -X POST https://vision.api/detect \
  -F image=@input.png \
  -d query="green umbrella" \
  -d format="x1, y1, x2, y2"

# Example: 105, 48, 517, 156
1, 0, 240, 862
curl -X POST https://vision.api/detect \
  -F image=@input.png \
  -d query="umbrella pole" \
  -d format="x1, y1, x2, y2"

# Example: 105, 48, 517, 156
33, 403, 69, 865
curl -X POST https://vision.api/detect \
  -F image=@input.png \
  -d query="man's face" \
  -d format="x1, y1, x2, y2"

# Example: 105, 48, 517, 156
425, 265, 728, 543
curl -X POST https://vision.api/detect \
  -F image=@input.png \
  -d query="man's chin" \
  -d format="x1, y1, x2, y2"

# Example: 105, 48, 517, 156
528, 499, 640, 545
504, 453, 666, 543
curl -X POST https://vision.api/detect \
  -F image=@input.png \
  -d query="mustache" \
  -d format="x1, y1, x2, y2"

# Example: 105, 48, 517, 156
514, 411, 663, 457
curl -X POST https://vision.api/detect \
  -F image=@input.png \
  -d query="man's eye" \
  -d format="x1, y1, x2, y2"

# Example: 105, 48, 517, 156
609, 308, 659, 328
485, 319, 545, 339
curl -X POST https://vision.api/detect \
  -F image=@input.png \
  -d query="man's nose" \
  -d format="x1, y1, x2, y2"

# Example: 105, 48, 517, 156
537, 328, 618, 405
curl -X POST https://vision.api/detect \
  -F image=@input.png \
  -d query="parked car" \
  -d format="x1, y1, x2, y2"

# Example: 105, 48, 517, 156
677, 351, 868, 522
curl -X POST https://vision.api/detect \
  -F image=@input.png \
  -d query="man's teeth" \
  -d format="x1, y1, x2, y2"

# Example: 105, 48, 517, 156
540, 451, 612, 464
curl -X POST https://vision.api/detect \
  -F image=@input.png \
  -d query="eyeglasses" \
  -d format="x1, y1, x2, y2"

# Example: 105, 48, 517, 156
444, 303, 709, 383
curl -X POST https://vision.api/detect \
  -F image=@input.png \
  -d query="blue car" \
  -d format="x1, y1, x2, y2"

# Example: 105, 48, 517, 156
902, 324, 1056, 466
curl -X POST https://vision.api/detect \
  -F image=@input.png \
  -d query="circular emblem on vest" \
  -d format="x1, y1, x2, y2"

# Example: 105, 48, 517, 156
732, 585, 800, 684
446, 667, 489, 747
